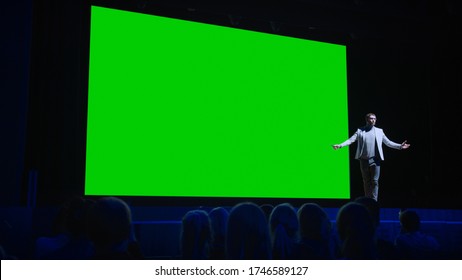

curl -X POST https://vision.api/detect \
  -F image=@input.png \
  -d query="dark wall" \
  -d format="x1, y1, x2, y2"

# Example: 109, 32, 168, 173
1, 0, 33, 206
6, 0, 462, 208
23, 0, 90, 207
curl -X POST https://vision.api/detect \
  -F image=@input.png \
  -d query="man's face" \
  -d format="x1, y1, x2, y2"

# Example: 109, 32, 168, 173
366, 115, 376, 126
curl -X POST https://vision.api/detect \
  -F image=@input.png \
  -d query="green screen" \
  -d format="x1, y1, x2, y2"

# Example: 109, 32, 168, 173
85, 5, 350, 199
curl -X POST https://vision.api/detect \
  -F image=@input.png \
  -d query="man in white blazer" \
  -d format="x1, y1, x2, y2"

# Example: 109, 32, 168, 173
332, 113, 410, 201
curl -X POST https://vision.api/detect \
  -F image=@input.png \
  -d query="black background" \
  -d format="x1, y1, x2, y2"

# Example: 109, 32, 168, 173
2, 0, 461, 209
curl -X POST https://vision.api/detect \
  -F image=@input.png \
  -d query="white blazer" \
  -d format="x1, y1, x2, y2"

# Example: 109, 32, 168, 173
339, 126, 402, 160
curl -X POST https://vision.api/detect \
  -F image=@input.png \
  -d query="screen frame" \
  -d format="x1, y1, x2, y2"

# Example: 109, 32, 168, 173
81, 1, 353, 208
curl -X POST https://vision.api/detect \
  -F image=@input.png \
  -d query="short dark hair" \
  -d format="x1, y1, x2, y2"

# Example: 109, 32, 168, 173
399, 209, 421, 232
365, 113, 376, 121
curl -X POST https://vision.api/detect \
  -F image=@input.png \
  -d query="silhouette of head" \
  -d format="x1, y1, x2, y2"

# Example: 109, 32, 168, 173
180, 209, 212, 259
208, 207, 229, 259
226, 202, 271, 259
86, 196, 132, 251
269, 203, 299, 239
336, 201, 376, 259
297, 202, 331, 241
354, 196, 380, 229
209, 207, 229, 242
399, 209, 421, 233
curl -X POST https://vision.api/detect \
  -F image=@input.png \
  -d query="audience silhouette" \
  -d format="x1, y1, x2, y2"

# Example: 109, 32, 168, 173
179, 209, 212, 259
294, 202, 336, 259
354, 196, 397, 259
86, 196, 143, 259
268, 202, 299, 259
226, 202, 272, 259
3, 193, 459, 260
208, 206, 229, 260
336, 201, 378, 259
394, 209, 441, 259
35, 195, 94, 259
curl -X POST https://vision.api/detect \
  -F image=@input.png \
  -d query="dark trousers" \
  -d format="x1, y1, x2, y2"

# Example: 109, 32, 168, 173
359, 157, 381, 201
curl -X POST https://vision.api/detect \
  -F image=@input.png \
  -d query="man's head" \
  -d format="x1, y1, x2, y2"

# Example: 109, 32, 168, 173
365, 113, 376, 126
399, 209, 421, 233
